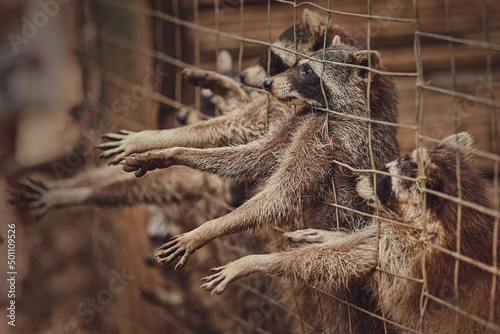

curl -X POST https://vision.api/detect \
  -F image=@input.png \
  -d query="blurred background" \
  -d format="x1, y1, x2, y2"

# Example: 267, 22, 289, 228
0, 0, 499, 333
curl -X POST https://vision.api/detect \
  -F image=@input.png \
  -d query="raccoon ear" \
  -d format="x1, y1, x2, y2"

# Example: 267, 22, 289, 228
302, 9, 327, 39
352, 50, 381, 70
438, 132, 474, 152
331, 35, 342, 46
435, 132, 476, 161
351, 50, 381, 79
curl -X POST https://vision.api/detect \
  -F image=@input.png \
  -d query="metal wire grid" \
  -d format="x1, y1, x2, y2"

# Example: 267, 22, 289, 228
83, 0, 500, 332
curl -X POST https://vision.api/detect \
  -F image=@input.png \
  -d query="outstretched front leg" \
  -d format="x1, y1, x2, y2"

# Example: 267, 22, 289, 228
201, 225, 378, 295
8, 177, 93, 219
98, 97, 268, 165
8, 166, 227, 218
121, 121, 292, 180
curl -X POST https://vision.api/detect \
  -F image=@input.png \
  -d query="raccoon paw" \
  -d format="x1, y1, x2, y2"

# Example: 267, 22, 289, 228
156, 231, 203, 270
121, 152, 174, 177
8, 177, 52, 219
200, 264, 242, 295
98, 129, 141, 165
182, 68, 247, 101
284, 228, 348, 244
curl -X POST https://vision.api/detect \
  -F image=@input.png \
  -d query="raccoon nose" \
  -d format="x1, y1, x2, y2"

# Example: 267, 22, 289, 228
263, 79, 273, 92
239, 72, 247, 83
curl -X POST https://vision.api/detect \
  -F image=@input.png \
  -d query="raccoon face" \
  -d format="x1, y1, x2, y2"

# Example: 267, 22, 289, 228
356, 132, 475, 222
263, 58, 328, 106
263, 45, 382, 109
240, 9, 329, 88
240, 52, 286, 89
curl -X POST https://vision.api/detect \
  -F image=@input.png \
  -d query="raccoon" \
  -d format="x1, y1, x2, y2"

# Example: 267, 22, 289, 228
202, 133, 500, 333
121, 41, 400, 333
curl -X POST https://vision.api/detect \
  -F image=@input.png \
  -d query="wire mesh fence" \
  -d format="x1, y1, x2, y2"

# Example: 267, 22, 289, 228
78, 0, 500, 332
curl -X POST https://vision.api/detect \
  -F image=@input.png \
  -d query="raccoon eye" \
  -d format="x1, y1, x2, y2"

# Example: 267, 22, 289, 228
301, 67, 312, 76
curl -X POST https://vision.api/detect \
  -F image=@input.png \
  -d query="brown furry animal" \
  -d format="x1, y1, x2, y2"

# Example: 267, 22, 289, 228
201, 133, 500, 333
121, 42, 400, 333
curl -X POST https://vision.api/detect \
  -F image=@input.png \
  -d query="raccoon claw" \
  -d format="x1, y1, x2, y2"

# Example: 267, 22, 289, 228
157, 250, 192, 270
97, 142, 119, 150
101, 132, 128, 141
208, 266, 225, 273
26, 177, 48, 190
158, 234, 182, 250
99, 148, 125, 161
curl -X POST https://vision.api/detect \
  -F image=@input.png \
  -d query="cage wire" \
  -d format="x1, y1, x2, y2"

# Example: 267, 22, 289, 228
80, 0, 500, 332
